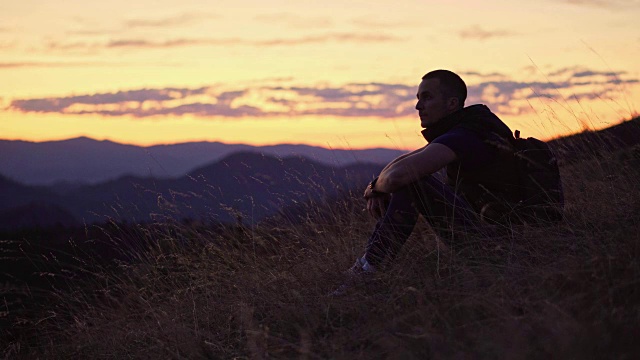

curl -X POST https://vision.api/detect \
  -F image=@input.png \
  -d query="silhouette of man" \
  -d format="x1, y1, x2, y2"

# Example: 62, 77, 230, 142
335, 70, 526, 289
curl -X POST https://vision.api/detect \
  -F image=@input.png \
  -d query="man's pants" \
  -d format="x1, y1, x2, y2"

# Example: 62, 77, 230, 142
363, 174, 487, 268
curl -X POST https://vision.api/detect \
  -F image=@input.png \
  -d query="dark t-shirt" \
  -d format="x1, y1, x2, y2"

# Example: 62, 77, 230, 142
430, 126, 521, 209
430, 127, 494, 172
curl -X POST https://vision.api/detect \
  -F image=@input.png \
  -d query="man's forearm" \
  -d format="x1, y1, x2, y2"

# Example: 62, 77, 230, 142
375, 147, 429, 192
369, 147, 425, 194
373, 143, 457, 193
375, 163, 406, 193
379, 146, 426, 173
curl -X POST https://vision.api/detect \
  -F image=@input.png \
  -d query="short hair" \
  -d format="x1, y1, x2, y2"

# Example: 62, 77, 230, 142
422, 70, 467, 108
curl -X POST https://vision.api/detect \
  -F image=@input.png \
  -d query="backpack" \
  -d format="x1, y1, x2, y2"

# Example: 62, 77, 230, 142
512, 130, 564, 222
442, 105, 564, 223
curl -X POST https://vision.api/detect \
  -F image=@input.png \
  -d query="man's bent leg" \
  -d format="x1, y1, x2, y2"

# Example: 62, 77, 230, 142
408, 175, 484, 242
363, 175, 484, 269
363, 186, 420, 268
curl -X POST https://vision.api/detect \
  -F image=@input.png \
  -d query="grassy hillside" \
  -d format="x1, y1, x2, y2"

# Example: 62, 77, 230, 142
2, 119, 640, 358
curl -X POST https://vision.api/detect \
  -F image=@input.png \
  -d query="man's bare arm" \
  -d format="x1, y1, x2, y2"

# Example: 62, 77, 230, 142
379, 145, 427, 173
374, 143, 457, 193
362, 145, 427, 200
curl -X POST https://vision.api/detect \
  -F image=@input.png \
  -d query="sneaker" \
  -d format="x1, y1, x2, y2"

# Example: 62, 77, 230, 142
328, 257, 377, 297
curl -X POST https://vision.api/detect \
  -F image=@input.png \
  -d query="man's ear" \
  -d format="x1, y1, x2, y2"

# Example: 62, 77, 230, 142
447, 97, 459, 110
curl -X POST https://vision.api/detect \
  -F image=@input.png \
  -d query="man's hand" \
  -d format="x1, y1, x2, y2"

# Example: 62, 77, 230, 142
366, 193, 390, 219
363, 177, 390, 219
363, 185, 376, 200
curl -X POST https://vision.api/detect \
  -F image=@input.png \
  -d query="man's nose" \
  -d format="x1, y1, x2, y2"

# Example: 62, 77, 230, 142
415, 101, 421, 110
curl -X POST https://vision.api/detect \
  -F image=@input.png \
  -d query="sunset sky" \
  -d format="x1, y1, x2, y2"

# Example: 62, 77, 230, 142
2, 0, 639, 150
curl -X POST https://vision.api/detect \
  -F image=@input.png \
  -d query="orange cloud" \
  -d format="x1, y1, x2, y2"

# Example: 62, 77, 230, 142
44, 32, 402, 52
560, 0, 640, 9
253, 13, 333, 29
124, 13, 219, 28
351, 17, 421, 28
0, 61, 123, 68
458, 25, 518, 41
0, 41, 16, 50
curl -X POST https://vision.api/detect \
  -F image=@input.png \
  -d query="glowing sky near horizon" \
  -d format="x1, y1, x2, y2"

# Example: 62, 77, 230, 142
1, 0, 639, 150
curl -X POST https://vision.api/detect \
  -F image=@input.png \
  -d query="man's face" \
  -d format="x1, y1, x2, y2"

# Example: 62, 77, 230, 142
415, 78, 458, 128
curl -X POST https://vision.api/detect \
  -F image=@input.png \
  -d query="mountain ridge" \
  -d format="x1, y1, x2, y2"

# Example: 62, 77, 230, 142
0, 151, 383, 229
0, 137, 404, 185
1, 116, 638, 230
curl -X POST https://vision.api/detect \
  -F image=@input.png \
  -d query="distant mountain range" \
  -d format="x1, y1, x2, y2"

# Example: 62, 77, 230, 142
1, 116, 638, 230
0, 137, 404, 185
0, 152, 383, 230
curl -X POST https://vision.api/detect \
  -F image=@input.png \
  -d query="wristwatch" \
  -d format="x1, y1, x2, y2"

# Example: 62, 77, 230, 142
368, 177, 379, 190
366, 177, 386, 197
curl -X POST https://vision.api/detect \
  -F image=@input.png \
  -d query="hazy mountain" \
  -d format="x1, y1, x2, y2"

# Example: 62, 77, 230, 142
3, 116, 637, 230
0, 152, 382, 229
0, 137, 404, 185
0, 137, 159, 185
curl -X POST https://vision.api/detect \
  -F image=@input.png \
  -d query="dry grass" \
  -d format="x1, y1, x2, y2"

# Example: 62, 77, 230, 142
2, 133, 640, 359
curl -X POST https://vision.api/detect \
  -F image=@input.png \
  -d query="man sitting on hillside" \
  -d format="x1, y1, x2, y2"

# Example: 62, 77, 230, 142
333, 69, 559, 294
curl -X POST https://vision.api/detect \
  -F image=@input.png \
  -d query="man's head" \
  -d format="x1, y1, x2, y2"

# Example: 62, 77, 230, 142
415, 70, 467, 128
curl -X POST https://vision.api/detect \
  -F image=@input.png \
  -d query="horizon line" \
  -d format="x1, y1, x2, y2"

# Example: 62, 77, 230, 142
2, 113, 638, 149
0, 135, 410, 151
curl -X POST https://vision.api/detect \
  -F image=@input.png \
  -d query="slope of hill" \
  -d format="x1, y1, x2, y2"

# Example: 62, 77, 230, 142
550, 116, 640, 163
